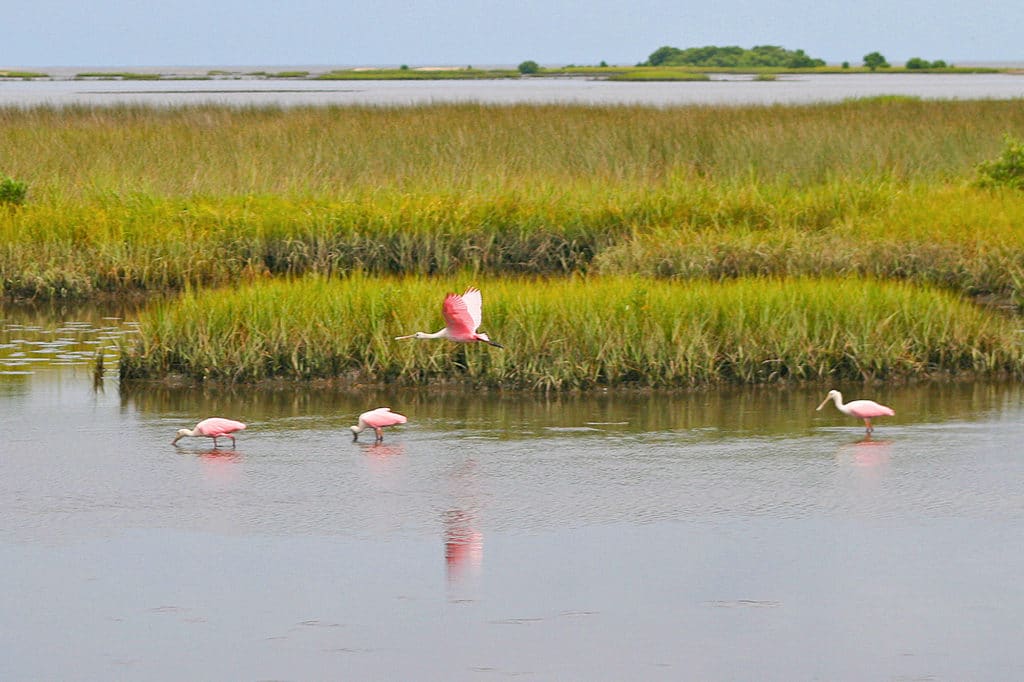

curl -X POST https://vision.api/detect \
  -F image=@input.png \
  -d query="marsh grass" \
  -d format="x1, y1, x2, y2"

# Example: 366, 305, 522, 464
120, 275, 1024, 388
2, 101, 1024, 299
606, 70, 710, 81
74, 72, 162, 80
4, 181, 1024, 302
316, 69, 519, 80
0, 71, 48, 79
593, 184, 1024, 303
4, 101, 1022, 198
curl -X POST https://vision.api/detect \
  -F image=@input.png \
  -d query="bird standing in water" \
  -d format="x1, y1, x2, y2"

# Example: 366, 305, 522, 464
351, 407, 408, 442
395, 287, 504, 348
172, 417, 247, 447
816, 390, 894, 433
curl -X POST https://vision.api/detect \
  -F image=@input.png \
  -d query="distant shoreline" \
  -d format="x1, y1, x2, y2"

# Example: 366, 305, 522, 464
3, 63, 1021, 82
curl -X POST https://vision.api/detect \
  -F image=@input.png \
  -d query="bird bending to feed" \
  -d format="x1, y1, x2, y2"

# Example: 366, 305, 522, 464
395, 287, 504, 348
351, 407, 408, 442
172, 417, 246, 447
816, 390, 894, 433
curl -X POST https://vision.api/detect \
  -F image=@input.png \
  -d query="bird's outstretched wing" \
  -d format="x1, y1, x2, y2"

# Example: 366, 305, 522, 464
460, 287, 483, 331
442, 290, 479, 336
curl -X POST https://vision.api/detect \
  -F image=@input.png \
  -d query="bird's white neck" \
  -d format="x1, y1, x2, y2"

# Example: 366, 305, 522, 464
395, 329, 450, 341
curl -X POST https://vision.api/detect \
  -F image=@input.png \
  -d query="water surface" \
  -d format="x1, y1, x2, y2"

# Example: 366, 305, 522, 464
1, 305, 1022, 680
1, 73, 1022, 108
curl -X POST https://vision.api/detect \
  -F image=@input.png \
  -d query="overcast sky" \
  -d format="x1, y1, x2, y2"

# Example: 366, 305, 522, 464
3, 0, 1021, 68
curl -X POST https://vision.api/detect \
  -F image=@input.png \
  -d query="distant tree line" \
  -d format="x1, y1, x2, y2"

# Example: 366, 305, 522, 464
645, 45, 826, 68
862, 52, 890, 71
905, 57, 949, 69
862, 53, 949, 70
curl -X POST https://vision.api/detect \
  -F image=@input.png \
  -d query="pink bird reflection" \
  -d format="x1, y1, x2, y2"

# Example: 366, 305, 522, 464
358, 441, 406, 477
444, 509, 483, 583
195, 448, 242, 483
836, 434, 893, 469
361, 442, 405, 459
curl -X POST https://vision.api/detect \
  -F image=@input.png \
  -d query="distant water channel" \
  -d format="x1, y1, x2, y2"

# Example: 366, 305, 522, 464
1, 72, 1023, 108
2, 303, 1023, 680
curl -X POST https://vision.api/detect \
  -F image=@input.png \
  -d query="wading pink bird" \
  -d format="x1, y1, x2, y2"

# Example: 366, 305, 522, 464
394, 287, 504, 348
816, 390, 894, 433
172, 417, 246, 447
351, 407, 408, 442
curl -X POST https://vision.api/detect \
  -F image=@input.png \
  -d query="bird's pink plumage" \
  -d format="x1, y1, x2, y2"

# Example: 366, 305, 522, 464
442, 290, 479, 339
194, 417, 246, 437
843, 400, 895, 419
360, 408, 407, 428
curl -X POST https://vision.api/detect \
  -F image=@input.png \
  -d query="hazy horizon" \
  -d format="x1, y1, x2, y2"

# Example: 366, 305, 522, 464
2, 1, 1020, 69
5, 61, 1024, 73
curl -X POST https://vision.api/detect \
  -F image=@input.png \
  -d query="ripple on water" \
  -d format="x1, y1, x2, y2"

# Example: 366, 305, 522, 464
0, 305, 138, 374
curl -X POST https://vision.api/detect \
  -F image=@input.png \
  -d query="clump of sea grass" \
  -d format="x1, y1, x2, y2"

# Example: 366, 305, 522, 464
120, 275, 1024, 389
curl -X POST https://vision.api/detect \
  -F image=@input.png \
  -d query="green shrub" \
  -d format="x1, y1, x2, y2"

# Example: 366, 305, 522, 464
975, 134, 1024, 190
0, 176, 28, 205
906, 58, 948, 70
863, 52, 889, 71
518, 60, 540, 75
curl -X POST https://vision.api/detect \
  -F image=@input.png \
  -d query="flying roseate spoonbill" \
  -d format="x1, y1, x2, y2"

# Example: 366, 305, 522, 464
351, 407, 408, 442
394, 287, 504, 348
172, 417, 247, 447
816, 390, 894, 433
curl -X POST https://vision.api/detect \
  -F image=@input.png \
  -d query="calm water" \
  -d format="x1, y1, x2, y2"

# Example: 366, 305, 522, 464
0, 73, 1023, 108
1, 304, 1022, 680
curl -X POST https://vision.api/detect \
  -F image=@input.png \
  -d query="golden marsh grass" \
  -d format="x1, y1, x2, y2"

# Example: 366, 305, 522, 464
120, 275, 1024, 388
2, 101, 1024, 298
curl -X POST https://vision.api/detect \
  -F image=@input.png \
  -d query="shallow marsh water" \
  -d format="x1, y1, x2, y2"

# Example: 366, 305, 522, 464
1, 304, 1022, 680
1, 72, 1023, 108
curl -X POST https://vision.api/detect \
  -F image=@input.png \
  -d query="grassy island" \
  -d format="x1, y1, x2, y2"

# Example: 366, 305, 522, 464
1, 100, 1023, 386
119, 275, 1024, 389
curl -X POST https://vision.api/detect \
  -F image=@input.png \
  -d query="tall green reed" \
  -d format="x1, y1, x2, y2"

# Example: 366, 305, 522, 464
121, 275, 1024, 388
5, 180, 1024, 301
593, 185, 1024, 303
2, 100, 1023, 198
3, 101, 1023, 300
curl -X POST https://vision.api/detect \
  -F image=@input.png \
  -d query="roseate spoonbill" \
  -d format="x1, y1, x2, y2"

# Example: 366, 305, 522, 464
172, 417, 246, 447
395, 287, 504, 348
351, 407, 407, 442
816, 390, 894, 433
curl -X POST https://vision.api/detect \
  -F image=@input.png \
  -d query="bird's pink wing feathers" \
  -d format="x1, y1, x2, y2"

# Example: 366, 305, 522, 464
195, 417, 246, 436
844, 400, 895, 418
460, 287, 483, 330
361, 407, 408, 428
442, 289, 481, 336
